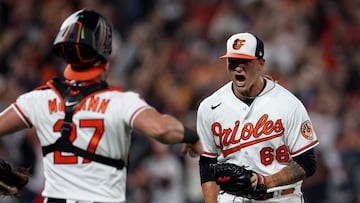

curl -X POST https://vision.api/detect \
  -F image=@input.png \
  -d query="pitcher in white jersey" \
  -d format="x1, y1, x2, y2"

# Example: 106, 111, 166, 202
0, 9, 202, 203
197, 32, 319, 203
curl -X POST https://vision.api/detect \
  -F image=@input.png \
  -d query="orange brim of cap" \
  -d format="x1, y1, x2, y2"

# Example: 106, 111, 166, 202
220, 53, 257, 59
64, 63, 105, 81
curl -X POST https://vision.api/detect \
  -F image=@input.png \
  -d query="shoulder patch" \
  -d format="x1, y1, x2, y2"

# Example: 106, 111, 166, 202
300, 120, 314, 140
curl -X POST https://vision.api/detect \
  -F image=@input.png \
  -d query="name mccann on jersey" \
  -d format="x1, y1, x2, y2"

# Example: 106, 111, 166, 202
211, 114, 284, 157
48, 96, 110, 114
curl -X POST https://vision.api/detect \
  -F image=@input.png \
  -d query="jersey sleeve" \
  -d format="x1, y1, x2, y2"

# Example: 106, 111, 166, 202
196, 102, 218, 158
121, 92, 153, 128
13, 91, 41, 127
285, 103, 319, 157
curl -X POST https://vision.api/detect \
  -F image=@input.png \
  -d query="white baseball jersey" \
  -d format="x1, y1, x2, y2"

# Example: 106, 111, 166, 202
12, 81, 152, 202
197, 78, 319, 199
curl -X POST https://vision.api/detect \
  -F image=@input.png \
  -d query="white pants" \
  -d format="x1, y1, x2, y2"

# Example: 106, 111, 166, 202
218, 192, 304, 203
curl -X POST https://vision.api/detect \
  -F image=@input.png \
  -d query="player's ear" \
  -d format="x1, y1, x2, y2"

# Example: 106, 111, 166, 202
258, 59, 265, 71
258, 59, 265, 65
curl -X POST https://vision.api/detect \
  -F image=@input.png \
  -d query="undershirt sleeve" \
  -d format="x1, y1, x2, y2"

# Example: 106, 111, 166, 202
293, 148, 317, 177
199, 155, 217, 184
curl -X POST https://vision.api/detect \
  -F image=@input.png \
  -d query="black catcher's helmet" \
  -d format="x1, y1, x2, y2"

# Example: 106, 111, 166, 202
53, 9, 112, 68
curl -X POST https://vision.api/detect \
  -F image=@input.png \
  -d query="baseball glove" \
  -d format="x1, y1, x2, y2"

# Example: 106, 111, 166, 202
0, 160, 31, 196
210, 163, 267, 200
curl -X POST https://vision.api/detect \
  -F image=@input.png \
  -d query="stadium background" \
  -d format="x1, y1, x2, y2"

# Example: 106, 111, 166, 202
0, 0, 359, 203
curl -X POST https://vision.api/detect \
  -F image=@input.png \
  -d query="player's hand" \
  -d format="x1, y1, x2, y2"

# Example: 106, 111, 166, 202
251, 172, 267, 191
181, 140, 203, 157
251, 174, 258, 189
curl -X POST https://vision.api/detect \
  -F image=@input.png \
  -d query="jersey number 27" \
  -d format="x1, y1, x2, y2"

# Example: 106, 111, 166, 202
53, 119, 104, 164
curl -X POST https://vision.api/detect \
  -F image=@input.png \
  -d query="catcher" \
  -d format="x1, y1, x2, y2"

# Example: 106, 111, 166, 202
0, 9, 202, 203
196, 32, 319, 203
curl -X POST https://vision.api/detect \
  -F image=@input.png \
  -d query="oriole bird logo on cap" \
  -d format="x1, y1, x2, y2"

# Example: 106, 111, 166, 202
233, 39, 246, 50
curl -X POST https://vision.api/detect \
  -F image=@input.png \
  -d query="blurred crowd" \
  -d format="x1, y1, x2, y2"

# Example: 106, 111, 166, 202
0, 0, 359, 203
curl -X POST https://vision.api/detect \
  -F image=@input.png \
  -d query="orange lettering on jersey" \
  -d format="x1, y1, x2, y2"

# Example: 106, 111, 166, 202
212, 120, 241, 148
222, 129, 232, 146
47, 97, 110, 114
229, 120, 240, 144
47, 99, 64, 113
48, 98, 57, 114
242, 122, 253, 140
78, 101, 87, 111
211, 114, 284, 157
97, 99, 110, 113
59, 101, 64, 112
211, 122, 224, 148
77, 96, 110, 114
87, 96, 99, 112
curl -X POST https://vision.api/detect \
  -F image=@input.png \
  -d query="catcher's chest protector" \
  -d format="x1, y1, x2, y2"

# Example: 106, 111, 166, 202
41, 78, 125, 169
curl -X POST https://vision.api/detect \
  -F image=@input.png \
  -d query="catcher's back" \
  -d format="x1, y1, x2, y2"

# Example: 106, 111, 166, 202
13, 81, 151, 202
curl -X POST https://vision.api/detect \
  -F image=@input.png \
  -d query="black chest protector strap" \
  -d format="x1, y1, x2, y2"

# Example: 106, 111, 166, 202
41, 78, 125, 170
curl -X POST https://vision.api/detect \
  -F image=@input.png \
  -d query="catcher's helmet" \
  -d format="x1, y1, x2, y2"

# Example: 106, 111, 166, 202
53, 9, 112, 68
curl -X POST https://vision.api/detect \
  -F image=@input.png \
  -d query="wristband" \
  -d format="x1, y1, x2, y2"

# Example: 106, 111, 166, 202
182, 127, 199, 144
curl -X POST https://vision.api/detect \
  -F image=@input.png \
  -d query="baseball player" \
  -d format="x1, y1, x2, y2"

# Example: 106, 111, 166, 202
197, 32, 319, 203
0, 9, 202, 203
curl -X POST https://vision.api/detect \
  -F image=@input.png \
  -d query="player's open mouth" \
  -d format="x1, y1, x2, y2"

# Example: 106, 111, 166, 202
235, 75, 245, 81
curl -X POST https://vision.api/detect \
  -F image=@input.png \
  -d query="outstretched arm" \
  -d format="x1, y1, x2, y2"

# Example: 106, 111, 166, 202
0, 106, 28, 137
132, 108, 202, 155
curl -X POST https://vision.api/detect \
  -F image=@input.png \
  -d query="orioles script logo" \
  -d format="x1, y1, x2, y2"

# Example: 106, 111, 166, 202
211, 114, 284, 157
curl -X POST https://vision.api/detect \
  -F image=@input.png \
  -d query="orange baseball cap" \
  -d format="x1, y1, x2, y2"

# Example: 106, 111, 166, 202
220, 32, 264, 59
64, 63, 105, 81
